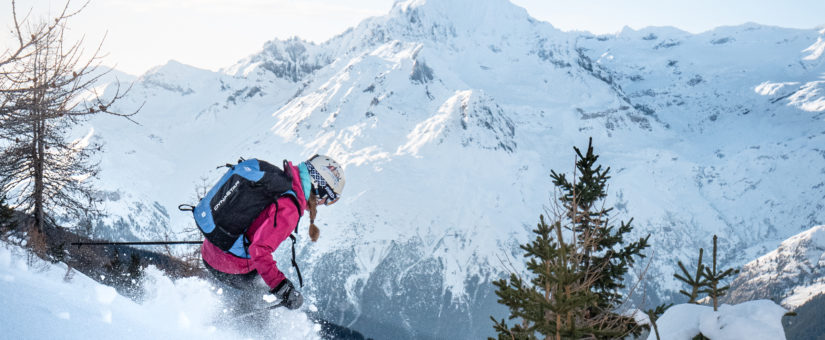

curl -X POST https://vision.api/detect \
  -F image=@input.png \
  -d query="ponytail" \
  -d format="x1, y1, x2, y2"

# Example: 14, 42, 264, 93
308, 190, 320, 242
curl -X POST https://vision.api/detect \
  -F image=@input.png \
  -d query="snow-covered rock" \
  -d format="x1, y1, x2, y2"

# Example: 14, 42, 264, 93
650, 301, 788, 340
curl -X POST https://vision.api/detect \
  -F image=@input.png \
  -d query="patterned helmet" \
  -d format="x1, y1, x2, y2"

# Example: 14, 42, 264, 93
305, 154, 345, 203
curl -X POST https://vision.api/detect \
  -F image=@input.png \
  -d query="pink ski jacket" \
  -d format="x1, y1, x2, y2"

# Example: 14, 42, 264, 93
201, 161, 307, 289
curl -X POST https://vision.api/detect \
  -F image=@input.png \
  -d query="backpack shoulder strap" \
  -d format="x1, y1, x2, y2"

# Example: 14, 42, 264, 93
289, 234, 303, 287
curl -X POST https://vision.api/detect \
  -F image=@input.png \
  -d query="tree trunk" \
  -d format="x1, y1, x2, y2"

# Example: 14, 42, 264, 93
32, 115, 43, 232
556, 314, 561, 340
652, 320, 661, 340
712, 236, 718, 311
33, 79, 46, 232
690, 248, 704, 303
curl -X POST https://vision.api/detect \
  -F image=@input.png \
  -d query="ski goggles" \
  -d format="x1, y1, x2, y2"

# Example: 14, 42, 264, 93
305, 160, 341, 205
315, 183, 340, 206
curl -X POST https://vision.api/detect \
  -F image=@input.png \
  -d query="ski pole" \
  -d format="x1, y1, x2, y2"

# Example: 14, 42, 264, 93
71, 241, 202, 247
229, 301, 287, 320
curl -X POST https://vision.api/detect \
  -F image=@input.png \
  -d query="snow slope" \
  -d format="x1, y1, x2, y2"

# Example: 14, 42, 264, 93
0, 243, 321, 339
68, 0, 825, 337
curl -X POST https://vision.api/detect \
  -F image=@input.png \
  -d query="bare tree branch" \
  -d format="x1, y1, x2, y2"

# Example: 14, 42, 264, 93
0, 0, 138, 232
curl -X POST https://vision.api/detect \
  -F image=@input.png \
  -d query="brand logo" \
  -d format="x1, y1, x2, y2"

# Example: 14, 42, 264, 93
326, 165, 341, 185
213, 181, 241, 212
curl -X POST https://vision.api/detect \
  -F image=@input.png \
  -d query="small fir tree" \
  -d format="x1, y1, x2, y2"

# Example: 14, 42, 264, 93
700, 235, 739, 311
674, 248, 707, 303
665, 235, 739, 340
673, 235, 739, 310
491, 138, 651, 339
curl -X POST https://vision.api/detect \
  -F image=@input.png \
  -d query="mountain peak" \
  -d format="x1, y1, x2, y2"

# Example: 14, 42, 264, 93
226, 36, 330, 81
392, 0, 514, 10
386, 0, 535, 39
143, 59, 208, 76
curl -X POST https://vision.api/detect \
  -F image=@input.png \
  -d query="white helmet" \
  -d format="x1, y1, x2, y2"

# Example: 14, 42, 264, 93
305, 154, 345, 202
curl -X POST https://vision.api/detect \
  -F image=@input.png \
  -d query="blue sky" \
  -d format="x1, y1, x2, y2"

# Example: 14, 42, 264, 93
2, 0, 823, 75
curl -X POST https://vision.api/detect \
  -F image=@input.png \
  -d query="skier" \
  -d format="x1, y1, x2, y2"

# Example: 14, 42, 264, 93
200, 155, 345, 311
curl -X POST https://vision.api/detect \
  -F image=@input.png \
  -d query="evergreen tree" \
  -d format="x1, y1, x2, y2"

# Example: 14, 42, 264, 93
0, 194, 15, 231
674, 248, 707, 303
549, 138, 650, 336
700, 235, 739, 311
491, 138, 651, 339
673, 235, 739, 311
491, 216, 600, 339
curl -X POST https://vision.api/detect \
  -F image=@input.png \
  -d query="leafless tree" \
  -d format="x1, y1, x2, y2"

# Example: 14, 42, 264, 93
0, 0, 138, 232
1, 1, 82, 102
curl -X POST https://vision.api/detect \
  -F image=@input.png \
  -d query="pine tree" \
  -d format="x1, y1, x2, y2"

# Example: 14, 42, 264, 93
549, 138, 650, 337
491, 138, 651, 339
491, 216, 600, 339
674, 248, 707, 303
0, 194, 15, 231
673, 235, 739, 311
700, 235, 739, 311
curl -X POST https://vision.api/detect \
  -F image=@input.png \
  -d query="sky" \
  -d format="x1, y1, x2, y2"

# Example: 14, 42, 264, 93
1, 0, 824, 76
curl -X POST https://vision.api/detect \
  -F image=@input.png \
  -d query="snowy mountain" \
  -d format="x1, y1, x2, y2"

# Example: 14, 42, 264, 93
727, 225, 825, 309
76, 0, 825, 338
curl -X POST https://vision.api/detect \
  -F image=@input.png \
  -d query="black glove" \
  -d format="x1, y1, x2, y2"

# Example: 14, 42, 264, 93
271, 278, 303, 310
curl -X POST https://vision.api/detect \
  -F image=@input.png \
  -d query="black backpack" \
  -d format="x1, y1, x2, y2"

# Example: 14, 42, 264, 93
179, 158, 304, 285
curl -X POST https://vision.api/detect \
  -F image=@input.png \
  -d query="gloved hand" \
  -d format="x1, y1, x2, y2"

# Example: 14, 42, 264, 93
271, 278, 303, 310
